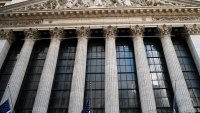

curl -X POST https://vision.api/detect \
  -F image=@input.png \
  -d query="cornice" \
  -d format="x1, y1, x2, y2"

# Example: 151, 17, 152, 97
0, 7, 199, 20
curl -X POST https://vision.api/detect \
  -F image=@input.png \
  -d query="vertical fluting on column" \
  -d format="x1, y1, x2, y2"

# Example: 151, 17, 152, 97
158, 25, 195, 113
32, 27, 64, 113
68, 26, 90, 113
0, 29, 14, 70
0, 28, 38, 108
104, 25, 119, 113
185, 24, 200, 75
130, 25, 157, 113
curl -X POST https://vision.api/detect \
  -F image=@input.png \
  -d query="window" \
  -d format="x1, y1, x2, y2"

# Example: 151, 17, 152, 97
173, 38, 200, 112
48, 39, 77, 113
116, 38, 141, 113
144, 38, 173, 113
84, 39, 105, 113
15, 40, 50, 113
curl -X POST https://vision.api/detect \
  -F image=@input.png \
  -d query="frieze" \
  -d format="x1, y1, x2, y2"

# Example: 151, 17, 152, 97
0, 20, 43, 27
153, 16, 200, 22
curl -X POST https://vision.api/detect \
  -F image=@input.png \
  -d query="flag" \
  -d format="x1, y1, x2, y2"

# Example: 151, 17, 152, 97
173, 96, 178, 113
0, 100, 11, 113
81, 100, 90, 113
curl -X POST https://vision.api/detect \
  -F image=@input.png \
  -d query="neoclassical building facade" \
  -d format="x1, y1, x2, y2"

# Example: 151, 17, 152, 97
0, 0, 200, 113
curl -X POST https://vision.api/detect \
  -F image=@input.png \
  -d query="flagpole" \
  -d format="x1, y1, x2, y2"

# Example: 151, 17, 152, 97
8, 83, 15, 113
173, 80, 177, 113
89, 82, 93, 113
174, 80, 176, 103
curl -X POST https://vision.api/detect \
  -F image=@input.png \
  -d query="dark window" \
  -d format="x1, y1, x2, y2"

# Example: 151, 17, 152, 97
173, 38, 200, 112
15, 40, 50, 113
84, 39, 105, 113
0, 41, 24, 100
144, 38, 173, 113
116, 38, 141, 113
48, 39, 77, 113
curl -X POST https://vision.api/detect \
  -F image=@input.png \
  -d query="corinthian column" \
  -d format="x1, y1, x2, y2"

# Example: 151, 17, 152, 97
0, 29, 14, 70
68, 26, 90, 113
0, 28, 38, 109
32, 27, 64, 113
130, 25, 157, 113
104, 26, 119, 113
185, 24, 200, 75
158, 25, 195, 113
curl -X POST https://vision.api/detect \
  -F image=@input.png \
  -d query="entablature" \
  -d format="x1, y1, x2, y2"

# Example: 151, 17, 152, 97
0, 7, 200, 19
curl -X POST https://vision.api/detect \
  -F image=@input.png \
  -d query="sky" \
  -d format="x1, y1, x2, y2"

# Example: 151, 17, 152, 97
6, 0, 27, 5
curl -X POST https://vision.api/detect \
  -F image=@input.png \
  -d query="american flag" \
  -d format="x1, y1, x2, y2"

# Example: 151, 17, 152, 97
0, 100, 11, 113
81, 100, 90, 113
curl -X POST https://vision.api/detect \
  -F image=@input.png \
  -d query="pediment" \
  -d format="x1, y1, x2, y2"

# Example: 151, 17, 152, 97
0, 0, 200, 12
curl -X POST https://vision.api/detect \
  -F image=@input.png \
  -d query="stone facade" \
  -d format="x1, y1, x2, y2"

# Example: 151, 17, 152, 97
0, 0, 200, 113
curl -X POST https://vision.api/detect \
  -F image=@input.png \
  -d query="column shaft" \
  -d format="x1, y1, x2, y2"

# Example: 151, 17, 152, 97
0, 40, 10, 70
32, 27, 63, 113
104, 26, 119, 113
159, 25, 195, 113
185, 24, 200, 74
0, 39, 35, 107
186, 35, 200, 74
68, 27, 89, 113
32, 38, 61, 113
131, 26, 157, 113
0, 29, 13, 70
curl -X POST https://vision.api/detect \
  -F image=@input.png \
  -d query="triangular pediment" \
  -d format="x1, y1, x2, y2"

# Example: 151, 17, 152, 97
0, 0, 200, 12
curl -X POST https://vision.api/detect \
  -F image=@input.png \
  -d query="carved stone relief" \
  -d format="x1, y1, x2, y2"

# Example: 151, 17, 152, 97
0, 29, 15, 43
76, 26, 90, 38
104, 25, 117, 38
50, 27, 64, 39
185, 24, 200, 35
157, 24, 172, 36
0, 0, 191, 12
130, 25, 144, 36
153, 16, 200, 22
24, 28, 39, 39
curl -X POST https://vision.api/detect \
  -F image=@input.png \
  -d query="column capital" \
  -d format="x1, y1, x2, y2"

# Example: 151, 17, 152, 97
50, 27, 64, 40
76, 26, 90, 39
0, 29, 15, 44
157, 24, 172, 37
130, 25, 144, 37
103, 25, 117, 38
24, 28, 39, 40
185, 24, 200, 35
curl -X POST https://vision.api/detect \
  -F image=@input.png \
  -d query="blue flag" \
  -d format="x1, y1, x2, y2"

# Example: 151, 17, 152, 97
0, 100, 11, 113
81, 100, 90, 113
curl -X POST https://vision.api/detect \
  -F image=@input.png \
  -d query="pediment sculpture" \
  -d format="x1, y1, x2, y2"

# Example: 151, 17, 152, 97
54, 0, 185, 8
0, 0, 197, 12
